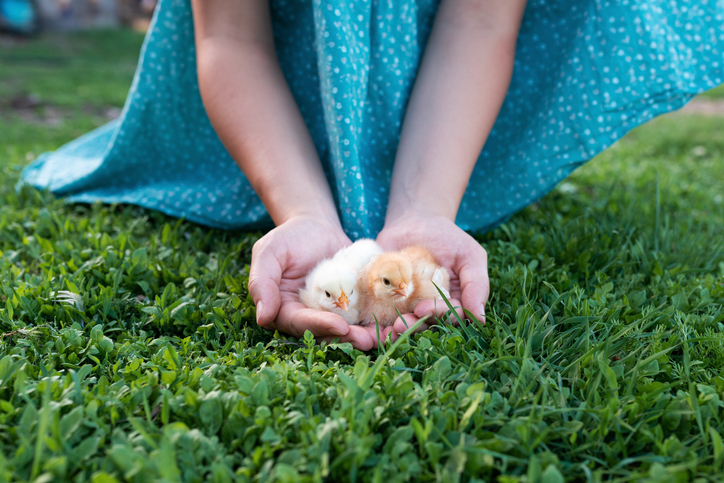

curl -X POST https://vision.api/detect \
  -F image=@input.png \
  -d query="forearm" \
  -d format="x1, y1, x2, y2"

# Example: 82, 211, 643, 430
193, 2, 339, 226
386, 0, 527, 224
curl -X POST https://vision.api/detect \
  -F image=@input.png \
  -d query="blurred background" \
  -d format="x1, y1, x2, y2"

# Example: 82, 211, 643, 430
1, 0, 156, 33
0, 0, 154, 171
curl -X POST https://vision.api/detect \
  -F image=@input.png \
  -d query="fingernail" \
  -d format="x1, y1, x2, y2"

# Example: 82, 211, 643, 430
331, 326, 347, 337
479, 305, 487, 325
256, 301, 264, 323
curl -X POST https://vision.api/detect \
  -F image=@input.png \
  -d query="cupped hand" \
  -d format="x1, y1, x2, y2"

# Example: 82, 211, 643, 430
375, 211, 489, 338
248, 215, 381, 350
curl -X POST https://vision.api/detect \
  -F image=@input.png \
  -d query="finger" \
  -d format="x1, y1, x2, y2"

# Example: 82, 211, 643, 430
368, 326, 395, 348
357, 324, 393, 349
320, 325, 374, 351
393, 318, 431, 336
457, 244, 489, 325
392, 313, 421, 334
276, 303, 350, 338
413, 298, 464, 323
449, 278, 462, 297
416, 322, 432, 334
248, 240, 283, 329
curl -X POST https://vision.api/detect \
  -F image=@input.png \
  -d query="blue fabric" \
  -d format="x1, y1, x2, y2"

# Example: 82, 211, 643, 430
21, 0, 724, 239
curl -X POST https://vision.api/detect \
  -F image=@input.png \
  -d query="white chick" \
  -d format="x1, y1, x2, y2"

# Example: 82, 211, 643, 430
332, 238, 384, 274
299, 239, 383, 325
299, 259, 360, 324
359, 246, 450, 327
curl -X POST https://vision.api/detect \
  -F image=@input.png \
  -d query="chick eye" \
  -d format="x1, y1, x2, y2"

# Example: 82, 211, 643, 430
350, 289, 354, 295
383, 278, 390, 286
325, 291, 331, 298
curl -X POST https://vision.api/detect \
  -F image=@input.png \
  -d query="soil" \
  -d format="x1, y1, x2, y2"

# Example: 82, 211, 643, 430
679, 98, 724, 116
1, 94, 121, 126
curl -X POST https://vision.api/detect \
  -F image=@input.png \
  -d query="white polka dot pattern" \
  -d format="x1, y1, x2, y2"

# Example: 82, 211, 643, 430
20, 0, 724, 239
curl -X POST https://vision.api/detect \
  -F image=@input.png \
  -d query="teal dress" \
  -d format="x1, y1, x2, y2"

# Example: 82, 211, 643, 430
21, 0, 724, 240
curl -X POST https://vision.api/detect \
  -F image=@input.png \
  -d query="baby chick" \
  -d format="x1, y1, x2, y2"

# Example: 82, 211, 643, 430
299, 260, 360, 324
299, 239, 383, 325
332, 238, 384, 275
397, 246, 451, 300
359, 246, 450, 327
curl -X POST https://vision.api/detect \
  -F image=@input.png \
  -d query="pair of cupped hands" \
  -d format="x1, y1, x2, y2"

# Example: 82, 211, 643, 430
248, 212, 490, 350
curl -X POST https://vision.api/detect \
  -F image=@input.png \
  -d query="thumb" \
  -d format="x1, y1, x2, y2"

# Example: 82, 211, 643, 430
248, 241, 283, 328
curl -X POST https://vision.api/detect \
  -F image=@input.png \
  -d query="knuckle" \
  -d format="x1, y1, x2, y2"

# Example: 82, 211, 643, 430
251, 239, 265, 259
290, 326, 306, 338
247, 273, 258, 291
251, 232, 276, 260
312, 322, 331, 338
272, 318, 293, 336
247, 274, 263, 298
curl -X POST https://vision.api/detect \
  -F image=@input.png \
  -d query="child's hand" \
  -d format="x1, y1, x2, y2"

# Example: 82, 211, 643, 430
375, 211, 489, 338
249, 216, 378, 350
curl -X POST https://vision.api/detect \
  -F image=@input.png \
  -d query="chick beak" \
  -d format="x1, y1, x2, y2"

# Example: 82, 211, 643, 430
334, 291, 349, 312
393, 282, 408, 297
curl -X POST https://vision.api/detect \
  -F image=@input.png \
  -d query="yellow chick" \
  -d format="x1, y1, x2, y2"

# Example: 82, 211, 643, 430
359, 246, 450, 327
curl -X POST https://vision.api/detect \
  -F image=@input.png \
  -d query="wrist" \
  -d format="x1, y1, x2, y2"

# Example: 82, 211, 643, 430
280, 212, 350, 249
384, 194, 457, 227
386, 159, 464, 225
275, 202, 342, 228
256, 179, 341, 227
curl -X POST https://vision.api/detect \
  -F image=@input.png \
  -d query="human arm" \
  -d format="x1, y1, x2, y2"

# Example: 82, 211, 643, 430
192, 0, 334, 226
378, 0, 528, 333
191, 0, 376, 349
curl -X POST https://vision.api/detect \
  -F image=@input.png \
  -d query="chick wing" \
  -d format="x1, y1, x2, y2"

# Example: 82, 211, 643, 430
400, 246, 451, 301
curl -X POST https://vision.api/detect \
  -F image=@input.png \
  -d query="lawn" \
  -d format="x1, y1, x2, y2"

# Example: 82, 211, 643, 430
1, 30, 724, 482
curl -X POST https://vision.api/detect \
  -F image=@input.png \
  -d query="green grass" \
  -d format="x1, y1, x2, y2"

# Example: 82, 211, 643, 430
0, 29, 145, 167
0, 29, 144, 107
1, 30, 724, 482
699, 84, 724, 100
